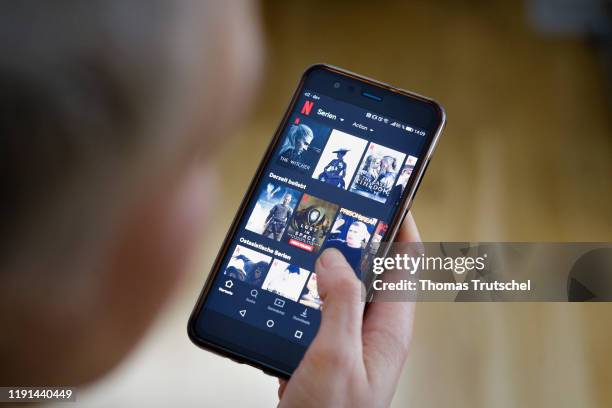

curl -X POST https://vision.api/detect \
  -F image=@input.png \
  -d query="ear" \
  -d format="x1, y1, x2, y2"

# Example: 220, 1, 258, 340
82, 163, 216, 383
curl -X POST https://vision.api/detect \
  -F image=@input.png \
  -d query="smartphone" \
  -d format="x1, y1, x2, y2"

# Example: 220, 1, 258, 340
188, 64, 445, 378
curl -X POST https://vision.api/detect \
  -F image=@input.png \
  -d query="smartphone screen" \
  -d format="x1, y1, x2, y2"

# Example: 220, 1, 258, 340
189, 65, 444, 377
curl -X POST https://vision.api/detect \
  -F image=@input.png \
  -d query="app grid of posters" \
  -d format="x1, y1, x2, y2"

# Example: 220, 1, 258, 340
226, 115, 420, 313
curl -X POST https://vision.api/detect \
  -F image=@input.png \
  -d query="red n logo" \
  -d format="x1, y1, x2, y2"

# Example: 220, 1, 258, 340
300, 100, 314, 115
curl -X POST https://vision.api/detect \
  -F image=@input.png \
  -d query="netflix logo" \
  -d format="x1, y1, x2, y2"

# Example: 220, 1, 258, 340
300, 100, 314, 115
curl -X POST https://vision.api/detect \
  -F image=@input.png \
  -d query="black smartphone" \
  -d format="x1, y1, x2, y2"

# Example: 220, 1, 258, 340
188, 64, 445, 378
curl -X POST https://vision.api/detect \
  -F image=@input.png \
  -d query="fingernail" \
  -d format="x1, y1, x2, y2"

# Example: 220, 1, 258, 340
318, 248, 346, 270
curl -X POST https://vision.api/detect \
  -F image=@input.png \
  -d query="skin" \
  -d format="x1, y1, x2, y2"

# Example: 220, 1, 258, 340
380, 157, 393, 173
367, 156, 381, 176
297, 134, 313, 154
278, 212, 420, 407
396, 167, 410, 189
346, 221, 367, 248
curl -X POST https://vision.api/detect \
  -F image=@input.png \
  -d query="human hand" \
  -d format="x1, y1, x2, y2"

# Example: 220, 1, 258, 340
277, 212, 421, 408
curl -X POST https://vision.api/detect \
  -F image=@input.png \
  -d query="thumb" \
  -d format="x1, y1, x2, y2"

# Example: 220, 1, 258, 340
313, 248, 365, 344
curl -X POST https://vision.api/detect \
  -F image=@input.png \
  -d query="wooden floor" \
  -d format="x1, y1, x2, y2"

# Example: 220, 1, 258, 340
209, 1, 612, 406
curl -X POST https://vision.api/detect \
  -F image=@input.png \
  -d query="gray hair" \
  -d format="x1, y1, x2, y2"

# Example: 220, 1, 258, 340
0, 1, 227, 272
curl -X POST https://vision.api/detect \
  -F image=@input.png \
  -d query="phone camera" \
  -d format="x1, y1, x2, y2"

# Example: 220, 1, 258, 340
333, 82, 341, 89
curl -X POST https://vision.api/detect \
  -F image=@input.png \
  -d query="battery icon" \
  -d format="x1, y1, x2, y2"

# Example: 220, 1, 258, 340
406, 126, 414, 132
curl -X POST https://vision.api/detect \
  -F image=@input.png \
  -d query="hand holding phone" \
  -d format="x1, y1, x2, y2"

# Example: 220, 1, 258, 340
278, 213, 421, 407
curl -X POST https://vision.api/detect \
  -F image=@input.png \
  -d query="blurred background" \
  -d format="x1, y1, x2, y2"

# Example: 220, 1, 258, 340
73, 1, 612, 407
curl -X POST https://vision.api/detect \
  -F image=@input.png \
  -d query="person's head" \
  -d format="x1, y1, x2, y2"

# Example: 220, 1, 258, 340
396, 165, 411, 187
401, 164, 414, 176
0, 1, 262, 385
380, 155, 397, 172
334, 149, 348, 158
252, 263, 265, 280
282, 194, 292, 206
365, 154, 381, 173
292, 124, 314, 154
346, 221, 371, 248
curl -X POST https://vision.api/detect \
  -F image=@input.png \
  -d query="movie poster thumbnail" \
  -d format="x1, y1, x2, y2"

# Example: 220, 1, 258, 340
261, 259, 311, 301
299, 273, 322, 310
349, 142, 407, 203
312, 129, 368, 190
387, 155, 418, 205
245, 182, 302, 241
321, 208, 377, 276
276, 118, 331, 175
285, 193, 339, 253
223, 245, 272, 287
360, 222, 388, 275
395, 155, 418, 192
